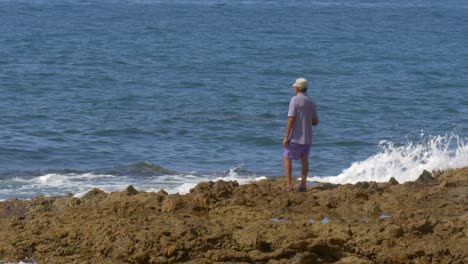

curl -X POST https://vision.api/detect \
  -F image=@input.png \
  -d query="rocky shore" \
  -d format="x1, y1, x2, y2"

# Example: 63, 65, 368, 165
0, 167, 467, 264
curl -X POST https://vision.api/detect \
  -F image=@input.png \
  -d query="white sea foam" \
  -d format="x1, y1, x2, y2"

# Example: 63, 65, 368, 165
170, 182, 198, 194
213, 163, 267, 185
3, 134, 466, 199
311, 134, 468, 184
0, 260, 37, 264
2, 173, 122, 199
35, 173, 116, 187
4, 165, 265, 199
164, 164, 267, 194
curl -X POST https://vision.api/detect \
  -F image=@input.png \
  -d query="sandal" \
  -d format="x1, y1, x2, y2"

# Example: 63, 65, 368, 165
282, 186, 293, 192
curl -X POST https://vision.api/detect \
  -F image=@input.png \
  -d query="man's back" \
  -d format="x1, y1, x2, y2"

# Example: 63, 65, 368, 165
287, 92, 317, 145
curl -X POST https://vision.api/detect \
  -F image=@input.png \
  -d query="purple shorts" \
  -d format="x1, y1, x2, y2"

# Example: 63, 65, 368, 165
283, 142, 311, 160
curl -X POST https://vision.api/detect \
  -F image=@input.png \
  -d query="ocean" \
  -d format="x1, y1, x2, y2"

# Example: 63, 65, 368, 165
1, 0, 467, 200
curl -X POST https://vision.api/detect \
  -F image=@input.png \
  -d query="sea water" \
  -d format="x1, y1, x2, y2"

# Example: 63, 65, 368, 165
0, 0, 467, 200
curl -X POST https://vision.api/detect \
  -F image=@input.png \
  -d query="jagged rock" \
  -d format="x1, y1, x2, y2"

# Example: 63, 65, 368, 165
205, 249, 249, 261
0, 167, 467, 263
415, 170, 436, 185
336, 255, 373, 264
355, 182, 369, 189
212, 180, 239, 198
412, 220, 436, 235
432, 169, 444, 179
388, 177, 399, 185
81, 188, 108, 201
161, 195, 185, 212
0, 199, 31, 219
314, 182, 339, 190
125, 185, 139, 195
439, 180, 457, 188
190, 180, 238, 199
158, 189, 169, 195
52, 196, 81, 210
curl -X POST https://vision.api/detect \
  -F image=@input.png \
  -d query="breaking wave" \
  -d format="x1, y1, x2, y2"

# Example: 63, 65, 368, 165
311, 134, 468, 184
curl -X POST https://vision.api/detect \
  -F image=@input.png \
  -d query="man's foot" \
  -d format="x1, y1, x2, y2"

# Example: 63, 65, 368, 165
296, 185, 307, 192
282, 186, 294, 192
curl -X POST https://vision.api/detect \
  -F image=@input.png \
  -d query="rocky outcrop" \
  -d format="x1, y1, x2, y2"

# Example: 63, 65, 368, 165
0, 167, 467, 263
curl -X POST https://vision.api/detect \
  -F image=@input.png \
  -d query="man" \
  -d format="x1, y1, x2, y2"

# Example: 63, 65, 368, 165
282, 78, 319, 192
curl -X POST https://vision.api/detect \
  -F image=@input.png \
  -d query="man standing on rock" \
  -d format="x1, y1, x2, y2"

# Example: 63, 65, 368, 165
282, 78, 319, 192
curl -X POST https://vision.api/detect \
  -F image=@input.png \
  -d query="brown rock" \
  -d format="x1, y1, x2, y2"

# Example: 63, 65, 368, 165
314, 182, 339, 190
413, 220, 436, 235
125, 185, 139, 195
336, 255, 373, 264
0, 167, 467, 263
388, 177, 399, 185
52, 196, 81, 210
415, 170, 436, 185
161, 195, 185, 212
355, 181, 379, 190
81, 188, 108, 202
0, 199, 31, 219
205, 249, 249, 261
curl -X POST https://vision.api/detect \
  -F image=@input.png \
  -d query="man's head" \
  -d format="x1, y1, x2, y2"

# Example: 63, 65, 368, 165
293, 78, 308, 93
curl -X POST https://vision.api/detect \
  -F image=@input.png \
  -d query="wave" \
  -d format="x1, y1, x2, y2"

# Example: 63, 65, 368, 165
114, 161, 178, 176
149, 163, 267, 194
311, 134, 468, 184
0, 162, 265, 200
2, 134, 466, 200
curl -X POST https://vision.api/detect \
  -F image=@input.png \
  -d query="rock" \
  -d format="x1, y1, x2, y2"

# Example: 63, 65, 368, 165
355, 181, 379, 190
354, 182, 370, 189
52, 196, 81, 210
0, 199, 31, 219
432, 169, 444, 179
388, 177, 399, 185
289, 252, 319, 264
81, 188, 108, 202
205, 249, 249, 261
309, 240, 343, 260
190, 180, 238, 199
125, 185, 139, 196
161, 195, 185, 212
439, 180, 457, 188
158, 189, 169, 196
414, 170, 436, 185
0, 166, 467, 263
248, 248, 288, 261
336, 255, 373, 264
311, 182, 339, 191
386, 225, 405, 238
413, 220, 436, 235
212, 180, 239, 198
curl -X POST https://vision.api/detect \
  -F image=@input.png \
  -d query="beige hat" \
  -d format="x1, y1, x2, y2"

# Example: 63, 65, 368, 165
293, 78, 308, 90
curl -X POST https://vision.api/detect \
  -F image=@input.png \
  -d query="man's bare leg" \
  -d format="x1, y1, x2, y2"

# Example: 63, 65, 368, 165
283, 157, 293, 190
299, 157, 309, 190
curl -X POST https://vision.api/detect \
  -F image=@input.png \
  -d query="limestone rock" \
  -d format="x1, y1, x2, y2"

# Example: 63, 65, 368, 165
415, 170, 436, 185
0, 167, 467, 263
125, 185, 139, 196
388, 177, 399, 185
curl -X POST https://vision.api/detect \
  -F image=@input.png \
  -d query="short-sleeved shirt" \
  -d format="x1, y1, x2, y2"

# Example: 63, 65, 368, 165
287, 92, 318, 145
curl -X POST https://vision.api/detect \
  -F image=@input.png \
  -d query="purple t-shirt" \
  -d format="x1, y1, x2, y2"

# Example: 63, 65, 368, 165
287, 92, 318, 145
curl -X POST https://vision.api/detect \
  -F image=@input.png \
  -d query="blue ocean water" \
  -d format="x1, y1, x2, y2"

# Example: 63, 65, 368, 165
0, 0, 467, 199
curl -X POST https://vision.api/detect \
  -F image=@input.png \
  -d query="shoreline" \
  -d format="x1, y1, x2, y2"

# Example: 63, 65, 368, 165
1, 167, 467, 263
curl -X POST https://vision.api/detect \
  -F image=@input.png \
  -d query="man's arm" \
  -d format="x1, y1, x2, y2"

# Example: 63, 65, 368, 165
283, 116, 295, 147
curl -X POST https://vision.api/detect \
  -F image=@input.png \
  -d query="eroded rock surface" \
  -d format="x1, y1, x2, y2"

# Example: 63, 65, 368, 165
1, 167, 467, 263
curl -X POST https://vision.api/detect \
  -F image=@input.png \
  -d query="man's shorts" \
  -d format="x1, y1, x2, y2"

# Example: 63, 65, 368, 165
283, 142, 311, 160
